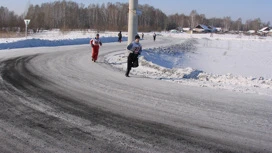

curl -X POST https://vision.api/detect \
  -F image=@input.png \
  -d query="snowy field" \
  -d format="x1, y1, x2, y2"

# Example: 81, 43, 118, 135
1, 30, 272, 97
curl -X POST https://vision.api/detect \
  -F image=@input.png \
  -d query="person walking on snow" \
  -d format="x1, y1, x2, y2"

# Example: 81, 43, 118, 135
118, 31, 122, 43
125, 35, 142, 77
90, 34, 102, 62
153, 32, 156, 41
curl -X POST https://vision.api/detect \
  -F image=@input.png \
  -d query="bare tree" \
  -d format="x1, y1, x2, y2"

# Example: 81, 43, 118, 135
223, 16, 232, 32
236, 18, 242, 31
0, 6, 24, 32
2, 1, 270, 33
189, 10, 197, 29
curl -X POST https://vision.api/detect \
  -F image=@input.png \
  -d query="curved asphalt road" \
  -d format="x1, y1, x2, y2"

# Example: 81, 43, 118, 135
0, 37, 271, 153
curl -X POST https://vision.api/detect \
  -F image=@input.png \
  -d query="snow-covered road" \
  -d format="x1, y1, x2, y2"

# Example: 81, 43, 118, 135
0, 37, 271, 153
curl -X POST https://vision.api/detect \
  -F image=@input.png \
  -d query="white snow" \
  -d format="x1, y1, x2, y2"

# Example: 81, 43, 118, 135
1, 30, 272, 97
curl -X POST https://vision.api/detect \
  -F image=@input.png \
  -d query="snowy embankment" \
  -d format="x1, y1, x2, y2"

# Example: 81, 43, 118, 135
105, 33, 272, 96
1, 30, 272, 97
0, 30, 127, 49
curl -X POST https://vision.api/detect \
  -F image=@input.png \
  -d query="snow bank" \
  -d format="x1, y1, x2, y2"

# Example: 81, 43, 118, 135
0, 30, 127, 49
105, 35, 272, 96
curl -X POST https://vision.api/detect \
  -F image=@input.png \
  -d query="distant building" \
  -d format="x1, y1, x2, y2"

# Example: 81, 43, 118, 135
208, 26, 218, 33
182, 27, 190, 32
258, 27, 271, 35
193, 24, 221, 33
170, 29, 180, 33
215, 27, 222, 32
247, 30, 255, 34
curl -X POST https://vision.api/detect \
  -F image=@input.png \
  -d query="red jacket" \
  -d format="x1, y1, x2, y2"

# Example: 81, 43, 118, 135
90, 37, 102, 49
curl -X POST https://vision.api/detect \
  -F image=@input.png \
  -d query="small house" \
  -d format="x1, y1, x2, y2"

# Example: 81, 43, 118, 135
258, 27, 271, 35
208, 26, 218, 33
193, 24, 211, 33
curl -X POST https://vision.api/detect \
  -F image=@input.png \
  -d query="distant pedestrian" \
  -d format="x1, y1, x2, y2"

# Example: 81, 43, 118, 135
125, 35, 142, 77
90, 34, 102, 62
142, 33, 144, 39
153, 32, 156, 41
210, 32, 213, 37
118, 31, 122, 43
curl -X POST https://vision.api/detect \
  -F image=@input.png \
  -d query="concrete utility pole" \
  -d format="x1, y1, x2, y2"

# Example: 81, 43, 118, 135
128, 0, 138, 44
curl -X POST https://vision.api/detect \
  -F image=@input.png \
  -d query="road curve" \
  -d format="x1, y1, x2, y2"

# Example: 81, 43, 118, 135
0, 37, 272, 153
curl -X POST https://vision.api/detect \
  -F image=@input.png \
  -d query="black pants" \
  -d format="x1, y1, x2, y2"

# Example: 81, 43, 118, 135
126, 53, 138, 76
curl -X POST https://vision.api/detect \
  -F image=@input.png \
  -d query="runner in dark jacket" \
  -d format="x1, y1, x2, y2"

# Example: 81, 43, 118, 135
118, 31, 122, 43
125, 35, 142, 77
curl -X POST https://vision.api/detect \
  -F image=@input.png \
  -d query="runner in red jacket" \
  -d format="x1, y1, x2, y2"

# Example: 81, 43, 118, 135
90, 34, 102, 62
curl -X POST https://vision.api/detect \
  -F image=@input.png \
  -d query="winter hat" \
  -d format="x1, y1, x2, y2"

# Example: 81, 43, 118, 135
135, 35, 140, 39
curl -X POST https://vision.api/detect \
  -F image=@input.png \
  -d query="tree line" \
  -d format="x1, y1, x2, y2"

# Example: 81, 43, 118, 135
0, 1, 270, 33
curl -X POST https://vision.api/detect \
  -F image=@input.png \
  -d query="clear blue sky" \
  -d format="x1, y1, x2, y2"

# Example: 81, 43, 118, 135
1, 0, 271, 24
